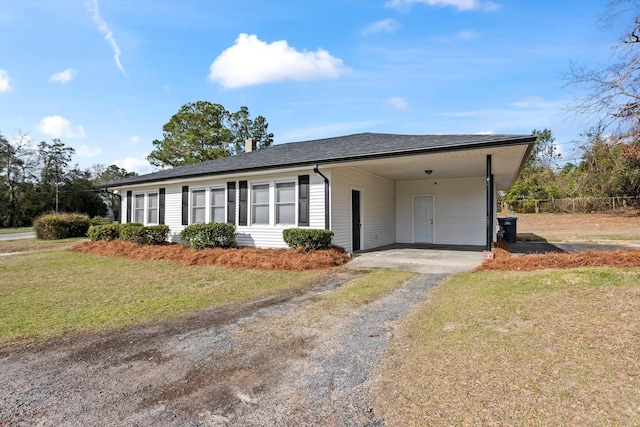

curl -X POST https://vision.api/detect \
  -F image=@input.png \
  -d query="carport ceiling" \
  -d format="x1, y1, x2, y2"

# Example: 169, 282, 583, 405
337, 144, 530, 189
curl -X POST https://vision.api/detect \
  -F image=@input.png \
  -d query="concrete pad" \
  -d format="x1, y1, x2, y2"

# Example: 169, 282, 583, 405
346, 247, 484, 274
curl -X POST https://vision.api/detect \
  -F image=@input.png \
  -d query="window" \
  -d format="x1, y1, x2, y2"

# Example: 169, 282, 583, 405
276, 182, 295, 224
211, 188, 225, 223
134, 194, 145, 223
147, 192, 158, 224
251, 184, 270, 224
192, 190, 206, 223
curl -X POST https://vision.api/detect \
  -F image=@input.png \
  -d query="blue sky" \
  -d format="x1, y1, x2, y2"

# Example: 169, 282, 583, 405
0, 0, 626, 174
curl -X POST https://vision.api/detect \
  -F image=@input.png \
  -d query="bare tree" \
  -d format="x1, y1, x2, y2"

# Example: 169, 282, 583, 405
567, 0, 640, 134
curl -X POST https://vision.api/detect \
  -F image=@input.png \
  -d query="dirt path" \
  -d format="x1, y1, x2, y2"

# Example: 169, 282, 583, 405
0, 271, 446, 426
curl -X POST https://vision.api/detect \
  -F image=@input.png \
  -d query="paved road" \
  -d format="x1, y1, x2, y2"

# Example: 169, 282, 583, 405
0, 232, 36, 241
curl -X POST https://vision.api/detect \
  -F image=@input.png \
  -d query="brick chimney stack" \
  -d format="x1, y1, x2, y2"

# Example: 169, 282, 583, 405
245, 138, 256, 153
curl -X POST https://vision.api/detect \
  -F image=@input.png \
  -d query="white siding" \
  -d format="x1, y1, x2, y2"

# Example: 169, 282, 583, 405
396, 177, 486, 245
119, 170, 326, 248
331, 167, 396, 252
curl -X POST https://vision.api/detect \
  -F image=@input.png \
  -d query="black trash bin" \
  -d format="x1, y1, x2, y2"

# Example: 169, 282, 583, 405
498, 217, 518, 244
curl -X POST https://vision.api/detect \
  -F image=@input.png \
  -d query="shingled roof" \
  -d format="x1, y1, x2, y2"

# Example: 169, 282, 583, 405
102, 132, 536, 187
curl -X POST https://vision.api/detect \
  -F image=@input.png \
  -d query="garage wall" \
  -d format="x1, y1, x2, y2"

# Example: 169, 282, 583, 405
331, 167, 396, 252
396, 177, 486, 245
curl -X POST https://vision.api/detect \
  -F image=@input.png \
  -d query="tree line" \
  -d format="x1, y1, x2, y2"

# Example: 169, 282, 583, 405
0, 103, 272, 228
503, 127, 640, 209
505, 1, 640, 210
0, 133, 136, 227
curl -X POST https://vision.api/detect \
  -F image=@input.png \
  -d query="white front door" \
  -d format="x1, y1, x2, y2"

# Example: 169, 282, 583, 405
414, 196, 434, 243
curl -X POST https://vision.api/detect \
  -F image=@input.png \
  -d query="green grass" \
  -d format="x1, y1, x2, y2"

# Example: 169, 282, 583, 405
375, 268, 640, 426
0, 227, 33, 235
318, 269, 416, 311
0, 250, 324, 345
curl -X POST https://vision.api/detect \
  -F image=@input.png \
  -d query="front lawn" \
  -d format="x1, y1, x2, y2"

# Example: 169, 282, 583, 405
0, 250, 327, 346
375, 268, 640, 426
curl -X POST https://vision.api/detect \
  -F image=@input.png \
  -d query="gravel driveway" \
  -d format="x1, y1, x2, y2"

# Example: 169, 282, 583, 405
0, 272, 446, 426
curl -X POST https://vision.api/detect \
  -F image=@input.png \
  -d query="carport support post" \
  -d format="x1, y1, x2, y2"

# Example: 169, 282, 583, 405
485, 155, 494, 254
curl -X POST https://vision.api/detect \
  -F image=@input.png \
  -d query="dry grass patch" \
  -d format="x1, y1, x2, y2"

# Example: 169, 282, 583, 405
70, 240, 351, 271
514, 212, 640, 242
234, 269, 416, 358
0, 237, 86, 254
374, 268, 640, 426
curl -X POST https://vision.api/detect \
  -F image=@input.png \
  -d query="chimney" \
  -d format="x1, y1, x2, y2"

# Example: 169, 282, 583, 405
245, 138, 256, 153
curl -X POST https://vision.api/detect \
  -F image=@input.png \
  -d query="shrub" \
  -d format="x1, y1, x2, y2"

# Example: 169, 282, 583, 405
120, 224, 147, 244
33, 212, 91, 240
87, 224, 121, 242
146, 225, 170, 245
180, 223, 237, 249
90, 216, 112, 226
66, 213, 92, 237
282, 228, 334, 250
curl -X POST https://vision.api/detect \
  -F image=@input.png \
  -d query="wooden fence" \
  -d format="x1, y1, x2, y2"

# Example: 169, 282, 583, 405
501, 196, 640, 214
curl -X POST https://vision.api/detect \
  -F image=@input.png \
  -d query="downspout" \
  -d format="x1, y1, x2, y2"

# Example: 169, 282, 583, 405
485, 155, 493, 252
313, 164, 330, 230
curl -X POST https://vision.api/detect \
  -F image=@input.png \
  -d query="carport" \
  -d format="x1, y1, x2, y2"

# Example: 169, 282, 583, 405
346, 243, 484, 274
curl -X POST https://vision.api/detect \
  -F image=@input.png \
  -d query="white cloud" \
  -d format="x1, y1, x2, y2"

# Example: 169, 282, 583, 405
475, 130, 495, 135
385, 0, 499, 12
76, 144, 102, 158
387, 96, 409, 110
50, 68, 78, 84
0, 69, 12, 93
208, 34, 349, 89
510, 95, 544, 108
361, 19, 401, 36
86, 0, 127, 76
129, 136, 140, 144
115, 156, 154, 175
38, 115, 86, 139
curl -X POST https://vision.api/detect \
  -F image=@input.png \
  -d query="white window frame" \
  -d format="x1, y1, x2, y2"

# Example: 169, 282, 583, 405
251, 182, 271, 225
147, 192, 159, 225
210, 187, 226, 223
275, 181, 296, 225
191, 189, 207, 224
133, 193, 145, 224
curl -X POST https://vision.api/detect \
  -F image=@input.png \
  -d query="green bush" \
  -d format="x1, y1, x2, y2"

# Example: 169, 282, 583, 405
33, 212, 91, 240
116, 223, 169, 245
87, 224, 121, 241
282, 228, 334, 250
120, 224, 147, 244
90, 216, 112, 226
146, 225, 170, 245
180, 223, 237, 249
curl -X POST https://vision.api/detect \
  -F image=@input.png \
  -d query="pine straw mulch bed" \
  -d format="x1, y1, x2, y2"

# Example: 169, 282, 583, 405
69, 240, 351, 271
474, 243, 640, 272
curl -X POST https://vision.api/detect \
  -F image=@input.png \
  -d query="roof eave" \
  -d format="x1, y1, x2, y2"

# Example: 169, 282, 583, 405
99, 136, 537, 188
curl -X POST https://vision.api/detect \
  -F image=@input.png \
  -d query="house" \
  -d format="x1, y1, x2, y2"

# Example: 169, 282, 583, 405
101, 133, 536, 253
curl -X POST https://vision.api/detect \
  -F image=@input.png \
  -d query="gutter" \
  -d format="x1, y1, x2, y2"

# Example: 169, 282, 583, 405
99, 137, 537, 188
313, 164, 330, 230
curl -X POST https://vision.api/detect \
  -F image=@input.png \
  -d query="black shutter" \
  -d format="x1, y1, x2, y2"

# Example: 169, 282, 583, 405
181, 186, 189, 226
239, 180, 248, 226
159, 188, 165, 225
227, 182, 236, 225
298, 175, 309, 226
126, 190, 132, 223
